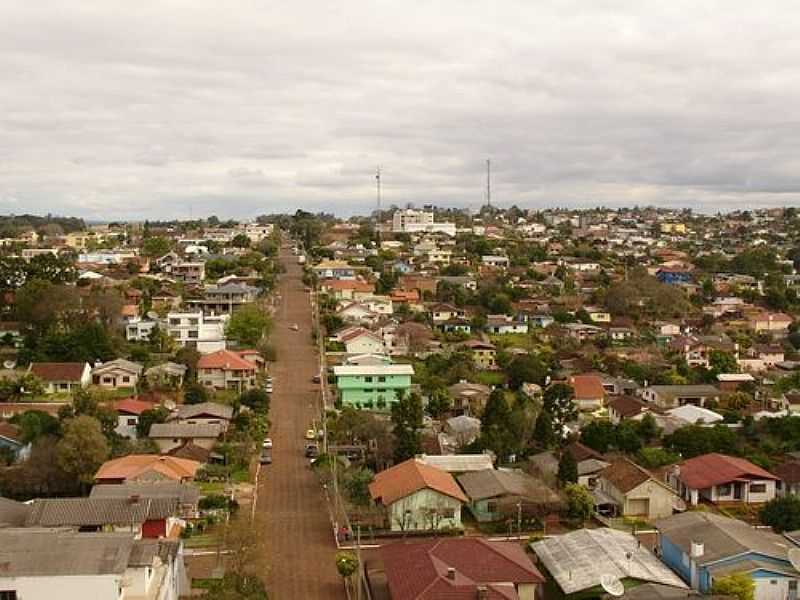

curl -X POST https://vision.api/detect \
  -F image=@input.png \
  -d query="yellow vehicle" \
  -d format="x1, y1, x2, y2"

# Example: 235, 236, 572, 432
305, 429, 316, 440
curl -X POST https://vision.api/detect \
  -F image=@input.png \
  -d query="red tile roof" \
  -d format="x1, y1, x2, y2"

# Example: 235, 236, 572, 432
380, 537, 544, 600
369, 459, 468, 506
677, 453, 778, 490
28, 362, 87, 382
95, 455, 200, 483
197, 350, 256, 371
569, 374, 605, 400
114, 398, 156, 416
0, 422, 22, 444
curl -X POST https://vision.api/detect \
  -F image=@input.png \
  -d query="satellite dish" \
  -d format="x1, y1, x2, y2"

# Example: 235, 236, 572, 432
789, 548, 800, 572
600, 574, 625, 597
146, 311, 159, 320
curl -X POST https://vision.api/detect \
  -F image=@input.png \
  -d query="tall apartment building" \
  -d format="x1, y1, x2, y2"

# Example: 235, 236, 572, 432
392, 209, 456, 236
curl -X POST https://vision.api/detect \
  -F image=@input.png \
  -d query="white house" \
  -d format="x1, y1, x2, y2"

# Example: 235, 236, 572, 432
166, 311, 228, 353
667, 453, 778, 506
28, 362, 92, 394
91, 359, 143, 389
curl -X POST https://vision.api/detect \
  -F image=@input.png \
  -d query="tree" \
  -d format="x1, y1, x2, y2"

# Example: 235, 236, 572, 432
391, 391, 424, 462
201, 574, 267, 600
564, 483, 594, 522
760, 495, 800, 532
543, 383, 577, 435
335, 550, 358, 579
136, 406, 170, 438
557, 451, 578, 485
425, 388, 451, 418
636, 413, 660, 443
141, 236, 172, 258
226, 304, 272, 347
533, 410, 556, 449
711, 572, 754, 600
580, 420, 616, 453
56, 416, 110, 487
343, 468, 374, 506
230, 233, 251, 248
478, 390, 516, 462
184, 382, 209, 405
239, 388, 270, 413
506, 355, 548, 390
11, 410, 61, 443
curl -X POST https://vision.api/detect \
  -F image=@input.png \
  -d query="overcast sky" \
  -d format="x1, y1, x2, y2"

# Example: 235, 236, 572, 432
2, 1, 800, 220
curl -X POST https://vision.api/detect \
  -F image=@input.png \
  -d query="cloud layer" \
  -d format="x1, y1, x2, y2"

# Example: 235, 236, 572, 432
2, 1, 800, 219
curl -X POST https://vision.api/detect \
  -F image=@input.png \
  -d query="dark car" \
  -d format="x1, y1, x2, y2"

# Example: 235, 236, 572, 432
304, 443, 319, 458
259, 450, 273, 465
312, 374, 321, 384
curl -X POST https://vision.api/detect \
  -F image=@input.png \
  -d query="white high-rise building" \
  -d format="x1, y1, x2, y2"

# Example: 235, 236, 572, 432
392, 209, 456, 236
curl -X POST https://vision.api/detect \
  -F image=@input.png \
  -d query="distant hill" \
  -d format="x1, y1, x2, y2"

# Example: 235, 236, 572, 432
0, 214, 86, 237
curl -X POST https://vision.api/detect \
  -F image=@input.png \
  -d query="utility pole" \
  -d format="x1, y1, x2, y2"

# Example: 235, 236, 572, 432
486, 158, 491, 208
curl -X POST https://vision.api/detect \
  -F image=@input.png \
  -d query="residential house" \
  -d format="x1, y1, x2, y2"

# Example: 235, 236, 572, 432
90, 481, 200, 519
486, 314, 529, 335
95, 454, 201, 484
368, 537, 544, 600
368, 458, 467, 532
773, 459, 800, 496
481, 255, 510, 269
197, 349, 257, 391
593, 458, 682, 519
429, 303, 466, 323
462, 339, 497, 370
172, 402, 234, 432
0, 528, 188, 600
439, 415, 481, 453
666, 453, 778, 506
320, 279, 375, 301
168, 260, 205, 284
563, 322, 605, 342
569, 374, 606, 411
656, 511, 800, 600
666, 404, 724, 426
531, 528, 687, 597
566, 442, 610, 488
447, 381, 491, 416
113, 398, 156, 439
640, 384, 720, 409
145, 362, 187, 388
608, 395, 650, 425
457, 469, 562, 523
312, 260, 356, 280
24, 496, 183, 539
339, 327, 385, 355
337, 302, 379, 325
332, 363, 414, 412
657, 267, 693, 285
416, 454, 495, 474
184, 282, 259, 315
584, 307, 611, 323
717, 373, 755, 392
91, 359, 143, 389
748, 311, 793, 334
148, 423, 222, 454
28, 362, 91, 394
125, 317, 159, 342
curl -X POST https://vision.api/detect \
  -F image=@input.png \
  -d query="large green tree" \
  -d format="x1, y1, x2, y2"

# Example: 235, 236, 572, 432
226, 304, 272, 347
56, 416, 110, 487
391, 392, 424, 462
478, 390, 516, 462
760, 495, 800, 532
543, 383, 577, 435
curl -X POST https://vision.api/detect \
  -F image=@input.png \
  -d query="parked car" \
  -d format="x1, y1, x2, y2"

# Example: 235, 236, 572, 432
262, 438, 273, 449
265, 384, 273, 393
259, 450, 272, 465
312, 374, 321, 384
305, 443, 319, 458
305, 429, 316, 441
290, 323, 299, 331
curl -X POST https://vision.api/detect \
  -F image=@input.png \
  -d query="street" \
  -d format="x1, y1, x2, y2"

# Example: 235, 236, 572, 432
258, 245, 345, 599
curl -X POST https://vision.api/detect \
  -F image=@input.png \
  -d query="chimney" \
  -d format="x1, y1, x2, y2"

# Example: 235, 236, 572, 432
447, 567, 456, 580
476, 586, 489, 599
689, 540, 704, 590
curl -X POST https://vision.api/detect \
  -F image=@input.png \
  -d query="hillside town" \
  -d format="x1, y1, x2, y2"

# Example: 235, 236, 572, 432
1, 206, 800, 599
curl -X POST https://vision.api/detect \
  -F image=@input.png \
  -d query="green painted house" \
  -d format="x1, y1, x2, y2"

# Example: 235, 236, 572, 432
332, 364, 414, 412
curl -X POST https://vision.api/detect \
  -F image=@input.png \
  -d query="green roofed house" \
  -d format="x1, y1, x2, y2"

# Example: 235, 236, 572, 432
332, 364, 414, 412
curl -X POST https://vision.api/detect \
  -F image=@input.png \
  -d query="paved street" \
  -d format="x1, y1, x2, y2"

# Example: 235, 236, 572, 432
259, 245, 345, 599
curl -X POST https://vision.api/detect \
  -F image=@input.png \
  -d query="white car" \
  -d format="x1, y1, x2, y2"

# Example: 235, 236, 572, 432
262, 438, 273, 449
290, 323, 299, 331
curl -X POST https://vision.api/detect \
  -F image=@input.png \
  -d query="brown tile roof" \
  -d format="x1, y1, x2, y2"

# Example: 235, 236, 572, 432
168, 442, 212, 463
197, 349, 256, 371
114, 398, 156, 416
569, 374, 605, 400
566, 441, 603, 463
676, 453, 778, 490
28, 362, 87, 382
95, 454, 200, 483
601, 458, 655, 493
369, 458, 468, 506
379, 537, 544, 600
772, 460, 800, 485
609, 395, 649, 419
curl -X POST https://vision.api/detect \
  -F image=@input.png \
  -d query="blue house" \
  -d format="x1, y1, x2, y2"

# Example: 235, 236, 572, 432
656, 511, 800, 600
656, 268, 692, 285
0, 422, 30, 462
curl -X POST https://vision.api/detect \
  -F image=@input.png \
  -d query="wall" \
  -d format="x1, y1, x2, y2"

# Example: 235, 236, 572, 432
0, 574, 122, 600
625, 481, 675, 519
388, 489, 462, 532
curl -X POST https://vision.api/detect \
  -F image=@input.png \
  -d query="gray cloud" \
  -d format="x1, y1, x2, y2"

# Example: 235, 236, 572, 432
1, 1, 800, 219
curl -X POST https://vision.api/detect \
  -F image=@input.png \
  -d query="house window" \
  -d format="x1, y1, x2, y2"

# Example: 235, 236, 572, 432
364, 377, 373, 383
188, 330, 198, 338
378, 376, 386, 382
487, 501, 497, 513
718, 484, 732, 496
440, 508, 455, 518
0, 592, 18, 600
750, 483, 767, 494
122, 376, 130, 383
127, 418, 137, 426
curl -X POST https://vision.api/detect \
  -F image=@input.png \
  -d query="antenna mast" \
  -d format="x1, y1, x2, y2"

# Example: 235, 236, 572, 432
486, 158, 491, 208
375, 166, 382, 245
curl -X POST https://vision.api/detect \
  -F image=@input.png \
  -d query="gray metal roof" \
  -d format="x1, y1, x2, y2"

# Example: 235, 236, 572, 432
25, 497, 179, 527
456, 469, 561, 504
655, 511, 799, 567
90, 481, 199, 506
531, 528, 687, 595
0, 528, 135, 576
417, 453, 494, 473
0, 496, 30, 526
149, 422, 222, 439
175, 401, 233, 421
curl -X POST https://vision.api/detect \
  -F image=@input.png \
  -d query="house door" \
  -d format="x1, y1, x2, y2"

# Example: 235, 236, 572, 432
733, 483, 743, 500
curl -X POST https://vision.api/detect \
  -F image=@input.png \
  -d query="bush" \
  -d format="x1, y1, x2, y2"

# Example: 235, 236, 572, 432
637, 447, 680, 469
760, 495, 800, 532
199, 494, 231, 511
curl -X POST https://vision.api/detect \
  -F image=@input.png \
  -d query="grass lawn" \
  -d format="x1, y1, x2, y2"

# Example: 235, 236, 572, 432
197, 481, 226, 495
474, 371, 506, 386
183, 532, 221, 549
